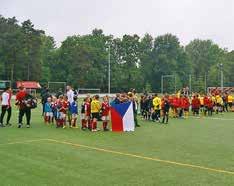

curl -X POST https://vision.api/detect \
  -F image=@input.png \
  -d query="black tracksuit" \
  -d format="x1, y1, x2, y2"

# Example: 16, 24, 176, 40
162, 100, 170, 123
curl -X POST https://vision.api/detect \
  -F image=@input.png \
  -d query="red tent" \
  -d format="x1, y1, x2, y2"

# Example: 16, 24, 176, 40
16, 81, 41, 89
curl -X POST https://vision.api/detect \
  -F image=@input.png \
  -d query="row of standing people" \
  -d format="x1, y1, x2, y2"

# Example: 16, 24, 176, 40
42, 88, 141, 131
42, 93, 111, 132
140, 93, 234, 123
0, 86, 37, 128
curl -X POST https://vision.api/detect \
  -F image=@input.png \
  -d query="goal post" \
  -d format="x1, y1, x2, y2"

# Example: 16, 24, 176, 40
189, 75, 207, 93
0, 80, 12, 94
77, 88, 101, 95
47, 82, 67, 94
0, 80, 12, 89
161, 75, 176, 94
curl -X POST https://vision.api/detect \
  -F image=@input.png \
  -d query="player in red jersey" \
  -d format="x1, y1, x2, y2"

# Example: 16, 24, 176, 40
173, 96, 180, 118
168, 95, 174, 117
101, 96, 110, 131
203, 95, 209, 116
62, 96, 70, 128
191, 94, 201, 117
84, 97, 91, 130
178, 96, 184, 118
183, 95, 190, 118
56, 95, 65, 127
80, 98, 86, 130
207, 95, 214, 116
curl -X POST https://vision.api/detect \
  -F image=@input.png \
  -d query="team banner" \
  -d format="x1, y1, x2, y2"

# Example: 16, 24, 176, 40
16, 81, 41, 89
110, 101, 135, 132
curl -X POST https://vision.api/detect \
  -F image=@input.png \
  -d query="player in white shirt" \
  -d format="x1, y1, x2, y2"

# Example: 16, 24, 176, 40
0, 87, 12, 127
66, 86, 74, 104
66, 86, 74, 126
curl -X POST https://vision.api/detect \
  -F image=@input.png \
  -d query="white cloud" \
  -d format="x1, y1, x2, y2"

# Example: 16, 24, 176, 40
1, 0, 234, 50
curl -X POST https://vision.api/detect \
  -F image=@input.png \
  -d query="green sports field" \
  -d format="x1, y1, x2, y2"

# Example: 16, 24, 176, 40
0, 105, 234, 186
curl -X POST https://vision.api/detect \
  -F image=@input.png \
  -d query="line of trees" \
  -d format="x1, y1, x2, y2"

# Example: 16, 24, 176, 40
0, 15, 233, 92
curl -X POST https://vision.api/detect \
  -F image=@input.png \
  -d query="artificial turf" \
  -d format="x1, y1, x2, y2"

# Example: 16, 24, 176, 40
0, 105, 234, 186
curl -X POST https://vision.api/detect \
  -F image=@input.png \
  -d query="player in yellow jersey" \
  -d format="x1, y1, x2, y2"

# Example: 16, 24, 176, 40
91, 95, 101, 132
227, 93, 233, 111
153, 94, 161, 122
199, 94, 205, 116
216, 94, 223, 114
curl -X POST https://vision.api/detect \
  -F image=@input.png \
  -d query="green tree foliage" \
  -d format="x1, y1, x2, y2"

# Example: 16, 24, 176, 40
0, 15, 233, 92
0, 16, 45, 81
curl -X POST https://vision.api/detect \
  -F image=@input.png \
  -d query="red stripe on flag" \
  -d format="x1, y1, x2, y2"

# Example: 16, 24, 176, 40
110, 107, 123, 132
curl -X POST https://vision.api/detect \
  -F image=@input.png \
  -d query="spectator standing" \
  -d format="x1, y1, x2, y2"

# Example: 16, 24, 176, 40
0, 87, 12, 127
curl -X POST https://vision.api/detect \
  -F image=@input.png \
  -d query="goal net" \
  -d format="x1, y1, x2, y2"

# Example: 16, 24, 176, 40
207, 87, 234, 94
77, 88, 101, 97
161, 75, 176, 94
48, 82, 66, 95
190, 75, 206, 93
0, 80, 11, 94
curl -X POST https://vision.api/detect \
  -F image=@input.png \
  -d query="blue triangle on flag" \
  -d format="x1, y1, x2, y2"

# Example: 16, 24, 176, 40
111, 101, 131, 118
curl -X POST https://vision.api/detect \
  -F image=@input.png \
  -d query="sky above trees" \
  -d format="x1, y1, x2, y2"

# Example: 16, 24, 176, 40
1, 0, 234, 49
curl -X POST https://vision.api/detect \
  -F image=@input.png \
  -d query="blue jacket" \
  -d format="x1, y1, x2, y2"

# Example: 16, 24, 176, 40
44, 102, 52, 113
70, 101, 78, 114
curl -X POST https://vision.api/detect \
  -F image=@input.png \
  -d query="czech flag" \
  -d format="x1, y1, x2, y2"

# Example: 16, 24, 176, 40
110, 101, 135, 132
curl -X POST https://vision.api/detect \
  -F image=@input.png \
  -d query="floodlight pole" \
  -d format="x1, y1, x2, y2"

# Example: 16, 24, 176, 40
161, 76, 163, 94
220, 63, 224, 93
189, 74, 192, 95
108, 45, 111, 95
204, 73, 207, 93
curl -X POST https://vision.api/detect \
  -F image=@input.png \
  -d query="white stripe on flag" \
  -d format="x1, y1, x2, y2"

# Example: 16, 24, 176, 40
123, 102, 135, 131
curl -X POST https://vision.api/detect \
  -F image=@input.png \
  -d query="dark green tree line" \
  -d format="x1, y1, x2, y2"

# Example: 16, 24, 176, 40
0, 15, 233, 92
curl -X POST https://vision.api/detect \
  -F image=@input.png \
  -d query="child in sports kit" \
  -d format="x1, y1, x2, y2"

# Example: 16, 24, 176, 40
91, 95, 101, 132
216, 94, 223, 114
183, 96, 190, 119
55, 95, 68, 128
178, 95, 183, 118
199, 95, 205, 116
161, 96, 170, 124
80, 98, 86, 130
51, 96, 57, 124
84, 97, 91, 130
227, 93, 233, 111
70, 96, 78, 128
55, 95, 64, 128
62, 96, 70, 128
172, 95, 179, 118
44, 97, 53, 124
192, 95, 200, 117
101, 96, 110, 131
205, 95, 213, 116
204, 95, 209, 116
